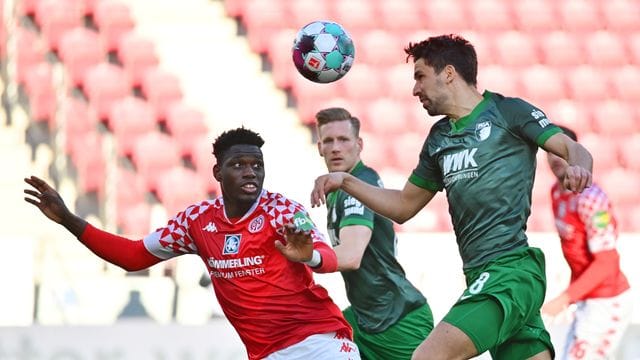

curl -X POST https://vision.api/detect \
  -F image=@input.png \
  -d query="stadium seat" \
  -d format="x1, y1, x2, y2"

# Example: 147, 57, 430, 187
388, 132, 426, 174
130, 131, 183, 193
384, 63, 416, 101
579, 133, 621, 174
70, 130, 106, 195
290, 75, 343, 124
364, 98, 410, 135
601, 0, 640, 33
266, 29, 298, 89
600, 167, 640, 206
23, 62, 57, 124
119, 202, 152, 237
108, 96, 158, 157
539, 31, 585, 68
360, 31, 403, 67
332, 0, 376, 32
513, 0, 557, 32
611, 66, 640, 102
165, 102, 210, 157
545, 100, 592, 133
424, 0, 467, 32
477, 65, 519, 95
359, 132, 392, 172
82, 62, 132, 121
590, 100, 635, 137
618, 204, 640, 232
156, 167, 208, 216
243, 0, 288, 54
36, 0, 85, 52
520, 65, 566, 103
115, 166, 148, 229
584, 31, 629, 67
16, 27, 46, 86
93, 0, 136, 53
140, 68, 184, 122
62, 97, 100, 155
58, 27, 106, 88
629, 32, 640, 65
558, 0, 603, 31
190, 135, 221, 196
468, 0, 514, 31
619, 134, 640, 171
566, 66, 609, 102
116, 31, 160, 88
494, 31, 540, 68
341, 64, 384, 101
223, 0, 248, 18
459, 31, 495, 66
290, 0, 331, 26
377, 0, 424, 32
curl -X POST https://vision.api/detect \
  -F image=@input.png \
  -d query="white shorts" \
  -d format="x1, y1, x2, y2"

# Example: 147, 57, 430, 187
563, 289, 634, 360
265, 332, 361, 360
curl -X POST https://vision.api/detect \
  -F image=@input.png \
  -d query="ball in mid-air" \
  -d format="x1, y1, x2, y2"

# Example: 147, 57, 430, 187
292, 20, 355, 84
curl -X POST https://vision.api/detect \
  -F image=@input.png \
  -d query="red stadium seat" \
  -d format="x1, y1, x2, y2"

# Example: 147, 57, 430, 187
58, 27, 106, 88
83, 62, 132, 121
223, 0, 248, 18
291, 75, 343, 124
290, 0, 331, 26
513, 0, 557, 32
71, 130, 106, 195
23, 62, 57, 124
359, 132, 392, 171
384, 63, 415, 101
119, 202, 151, 237
618, 134, 640, 171
115, 166, 148, 225
117, 31, 160, 88
389, 132, 426, 174
62, 97, 100, 155
558, 0, 603, 31
601, 0, 640, 33
477, 65, 519, 95
520, 65, 566, 103
360, 31, 404, 67
108, 96, 158, 156
590, 100, 635, 137
424, 0, 467, 32
140, 68, 183, 122
16, 27, 46, 86
545, 100, 592, 133
165, 102, 210, 157
629, 32, 640, 64
494, 31, 540, 68
579, 133, 621, 174
459, 31, 495, 66
190, 135, 221, 196
332, 0, 376, 32
600, 168, 640, 206
377, 0, 424, 32
539, 31, 584, 68
36, 0, 85, 52
130, 131, 183, 193
584, 31, 629, 67
566, 66, 609, 102
617, 204, 640, 232
611, 66, 640, 102
266, 29, 298, 89
341, 64, 384, 101
468, 0, 514, 31
156, 167, 208, 216
243, 0, 288, 53
93, 0, 136, 53
364, 98, 410, 135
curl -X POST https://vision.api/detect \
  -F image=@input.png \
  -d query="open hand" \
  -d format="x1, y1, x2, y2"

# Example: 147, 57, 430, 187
275, 223, 314, 263
310, 172, 347, 208
24, 175, 70, 224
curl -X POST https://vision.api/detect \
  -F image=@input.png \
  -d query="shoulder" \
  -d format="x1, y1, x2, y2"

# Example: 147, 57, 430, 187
177, 199, 219, 223
492, 93, 538, 115
260, 190, 307, 218
355, 164, 382, 186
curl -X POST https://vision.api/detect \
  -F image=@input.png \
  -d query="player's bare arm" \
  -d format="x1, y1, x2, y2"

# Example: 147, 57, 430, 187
543, 133, 593, 192
275, 223, 314, 263
311, 172, 436, 224
334, 225, 372, 271
24, 175, 87, 237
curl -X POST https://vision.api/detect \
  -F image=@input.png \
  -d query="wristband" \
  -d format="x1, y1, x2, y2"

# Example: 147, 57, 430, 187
303, 249, 322, 267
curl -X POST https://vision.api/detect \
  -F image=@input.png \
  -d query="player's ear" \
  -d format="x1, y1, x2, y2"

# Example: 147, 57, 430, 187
357, 137, 363, 152
213, 164, 221, 181
317, 141, 323, 157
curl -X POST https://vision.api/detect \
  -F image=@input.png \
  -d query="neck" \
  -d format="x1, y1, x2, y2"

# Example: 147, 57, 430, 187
448, 86, 484, 122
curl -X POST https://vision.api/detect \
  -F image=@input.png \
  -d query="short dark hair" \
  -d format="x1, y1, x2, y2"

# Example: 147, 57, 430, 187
556, 125, 578, 141
212, 127, 265, 162
315, 107, 361, 137
404, 34, 478, 86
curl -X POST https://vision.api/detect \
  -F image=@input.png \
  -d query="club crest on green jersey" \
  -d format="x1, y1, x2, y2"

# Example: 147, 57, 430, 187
475, 121, 491, 141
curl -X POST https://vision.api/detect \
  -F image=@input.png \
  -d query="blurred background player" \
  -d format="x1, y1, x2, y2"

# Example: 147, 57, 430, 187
24, 127, 360, 360
542, 125, 633, 360
311, 34, 594, 360
314, 107, 433, 359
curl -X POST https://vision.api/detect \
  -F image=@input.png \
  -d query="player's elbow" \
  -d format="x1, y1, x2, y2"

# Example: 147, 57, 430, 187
340, 257, 362, 271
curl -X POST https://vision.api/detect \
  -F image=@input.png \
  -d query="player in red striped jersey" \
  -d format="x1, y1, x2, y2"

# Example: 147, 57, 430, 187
542, 125, 632, 360
24, 127, 360, 360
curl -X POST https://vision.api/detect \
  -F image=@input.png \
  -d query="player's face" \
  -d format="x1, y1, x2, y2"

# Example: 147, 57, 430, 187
547, 152, 568, 183
317, 120, 362, 172
412, 58, 449, 116
215, 144, 265, 208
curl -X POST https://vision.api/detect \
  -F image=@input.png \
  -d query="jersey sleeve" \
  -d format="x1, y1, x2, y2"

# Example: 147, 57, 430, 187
409, 124, 445, 192
142, 202, 209, 259
499, 98, 562, 147
577, 187, 618, 253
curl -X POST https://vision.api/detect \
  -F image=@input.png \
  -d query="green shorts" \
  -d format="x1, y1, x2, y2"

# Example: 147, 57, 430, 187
343, 304, 433, 360
442, 247, 555, 359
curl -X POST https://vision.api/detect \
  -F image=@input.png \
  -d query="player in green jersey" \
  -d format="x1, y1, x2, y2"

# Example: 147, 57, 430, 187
313, 107, 433, 359
310, 34, 593, 360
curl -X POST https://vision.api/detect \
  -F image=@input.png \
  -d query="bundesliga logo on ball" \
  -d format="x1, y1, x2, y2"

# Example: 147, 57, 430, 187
292, 20, 355, 84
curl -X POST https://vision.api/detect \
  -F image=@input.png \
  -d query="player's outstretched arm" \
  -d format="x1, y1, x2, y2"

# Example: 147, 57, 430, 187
311, 172, 436, 224
543, 133, 593, 192
24, 175, 162, 271
275, 223, 338, 273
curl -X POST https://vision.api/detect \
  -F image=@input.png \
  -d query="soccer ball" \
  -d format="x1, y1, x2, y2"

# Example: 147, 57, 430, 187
292, 20, 355, 84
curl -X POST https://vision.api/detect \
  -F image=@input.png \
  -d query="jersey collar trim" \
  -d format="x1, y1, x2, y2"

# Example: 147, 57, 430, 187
223, 189, 266, 224
449, 90, 493, 133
